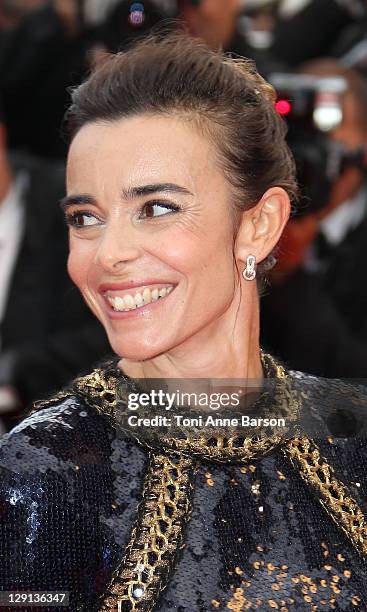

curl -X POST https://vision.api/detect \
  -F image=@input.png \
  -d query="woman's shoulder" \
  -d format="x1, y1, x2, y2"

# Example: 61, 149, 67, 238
288, 366, 367, 429
0, 357, 137, 476
0, 397, 104, 479
0, 365, 147, 609
286, 367, 367, 485
263, 352, 367, 439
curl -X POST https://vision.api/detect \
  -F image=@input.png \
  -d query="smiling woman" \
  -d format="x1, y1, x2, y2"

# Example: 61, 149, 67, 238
61, 29, 297, 371
65, 112, 282, 366
1, 27, 367, 612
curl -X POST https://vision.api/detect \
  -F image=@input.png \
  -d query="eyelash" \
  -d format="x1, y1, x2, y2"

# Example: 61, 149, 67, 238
64, 201, 181, 228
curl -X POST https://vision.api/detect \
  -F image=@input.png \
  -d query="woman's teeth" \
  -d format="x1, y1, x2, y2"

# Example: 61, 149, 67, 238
106, 285, 174, 312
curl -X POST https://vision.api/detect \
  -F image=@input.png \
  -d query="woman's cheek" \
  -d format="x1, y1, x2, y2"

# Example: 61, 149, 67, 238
157, 228, 200, 271
66, 239, 93, 291
67, 249, 102, 320
67, 251, 82, 290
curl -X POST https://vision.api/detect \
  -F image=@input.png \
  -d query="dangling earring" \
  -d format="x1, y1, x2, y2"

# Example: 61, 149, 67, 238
243, 255, 256, 281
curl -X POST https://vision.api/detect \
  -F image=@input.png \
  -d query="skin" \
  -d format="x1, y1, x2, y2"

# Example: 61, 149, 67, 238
53, 0, 80, 36
0, 122, 20, 409
325, 90, 367, 214
0, 0, 44, 29
66, 113, 290, 381
0, 125, 13, 204
178, 0, 241, 50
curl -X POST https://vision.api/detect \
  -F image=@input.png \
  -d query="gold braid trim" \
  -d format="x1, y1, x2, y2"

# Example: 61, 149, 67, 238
157, 435, 283, 464
27, 367, 117, 418
71, 368, 117, 414
29, 390, 75, 415
284, 437, 367, 557
98, 451, 197, 612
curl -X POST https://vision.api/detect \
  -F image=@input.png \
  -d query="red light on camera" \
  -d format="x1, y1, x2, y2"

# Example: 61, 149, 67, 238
275, 99, 292, 115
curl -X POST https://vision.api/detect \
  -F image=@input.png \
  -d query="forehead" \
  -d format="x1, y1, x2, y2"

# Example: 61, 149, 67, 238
66, 114, 219, 194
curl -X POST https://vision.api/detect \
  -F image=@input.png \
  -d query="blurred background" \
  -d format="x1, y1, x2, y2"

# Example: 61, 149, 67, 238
1, 0, 367, 433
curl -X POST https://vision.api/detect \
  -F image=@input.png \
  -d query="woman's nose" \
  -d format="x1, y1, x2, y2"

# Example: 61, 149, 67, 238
93, 222, 141, 271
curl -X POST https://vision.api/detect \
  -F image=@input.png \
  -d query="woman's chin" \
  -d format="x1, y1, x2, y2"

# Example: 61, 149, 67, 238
110, 339, 169, 363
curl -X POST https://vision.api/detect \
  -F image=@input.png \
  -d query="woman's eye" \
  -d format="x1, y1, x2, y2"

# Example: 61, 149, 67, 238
66, 212, 100, 228
140, 201, 180, 219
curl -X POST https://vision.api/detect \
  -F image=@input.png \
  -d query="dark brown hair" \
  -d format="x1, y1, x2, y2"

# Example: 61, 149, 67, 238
66, 26, 298, 281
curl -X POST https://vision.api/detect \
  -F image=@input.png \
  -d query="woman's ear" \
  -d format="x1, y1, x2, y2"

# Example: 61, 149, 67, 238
234, 187, 291, 265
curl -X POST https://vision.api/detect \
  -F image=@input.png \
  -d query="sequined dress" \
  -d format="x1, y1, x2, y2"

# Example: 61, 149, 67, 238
0, 354, 367, 612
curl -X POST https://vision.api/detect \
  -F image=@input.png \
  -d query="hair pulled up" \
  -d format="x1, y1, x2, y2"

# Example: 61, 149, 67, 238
66, 25, 299, 277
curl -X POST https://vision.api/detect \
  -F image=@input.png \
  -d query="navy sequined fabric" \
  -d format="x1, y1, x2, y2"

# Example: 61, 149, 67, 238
0, 369, 367, 611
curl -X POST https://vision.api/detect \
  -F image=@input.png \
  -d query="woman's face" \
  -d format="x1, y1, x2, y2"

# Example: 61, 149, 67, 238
65, 114, 243, 360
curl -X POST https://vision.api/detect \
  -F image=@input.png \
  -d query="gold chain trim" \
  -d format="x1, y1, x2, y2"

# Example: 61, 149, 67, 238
144, 352, 295, 463
284, 437, 367, 556
98, 451, 197, 611
71, 351, 298, 464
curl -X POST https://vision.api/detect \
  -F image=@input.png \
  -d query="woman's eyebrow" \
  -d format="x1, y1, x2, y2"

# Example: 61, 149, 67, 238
59, 183, 193, 212
59, 194, 96, 212
121, 183, 193, 199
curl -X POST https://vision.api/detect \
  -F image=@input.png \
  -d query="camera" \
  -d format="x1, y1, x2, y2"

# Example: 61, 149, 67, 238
269, 72, 367, 214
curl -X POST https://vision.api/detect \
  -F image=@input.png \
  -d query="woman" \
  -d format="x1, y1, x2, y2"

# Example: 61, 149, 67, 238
1, 30, 367, 612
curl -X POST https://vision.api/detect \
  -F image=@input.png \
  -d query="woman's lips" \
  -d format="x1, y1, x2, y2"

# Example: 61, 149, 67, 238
100, 283, 176, 319
99, 279, 176, 293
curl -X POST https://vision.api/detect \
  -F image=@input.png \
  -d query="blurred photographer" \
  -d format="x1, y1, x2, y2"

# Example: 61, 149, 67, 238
176, 0, 284, 75
261, 59, 367, 377
0, 0, 45, 31
0, 1, 170, 158
271, 0, 363, 68
99, 0, 167, 54
332, 1, 367, 77
176, 0, 241, 50
0, 0, 96, 158
0, 102, 111, 432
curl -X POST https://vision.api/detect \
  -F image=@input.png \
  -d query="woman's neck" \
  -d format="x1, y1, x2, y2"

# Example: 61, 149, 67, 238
118, 285, 263, 383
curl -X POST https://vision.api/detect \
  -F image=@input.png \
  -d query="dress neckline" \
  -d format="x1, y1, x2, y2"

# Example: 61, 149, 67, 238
72, 350, 301, 464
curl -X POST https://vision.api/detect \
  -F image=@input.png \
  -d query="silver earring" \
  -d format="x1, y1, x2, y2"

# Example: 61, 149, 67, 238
243, 255, 256, 281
